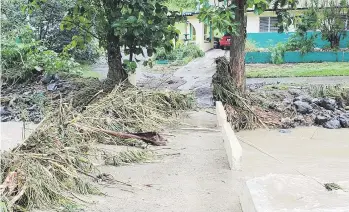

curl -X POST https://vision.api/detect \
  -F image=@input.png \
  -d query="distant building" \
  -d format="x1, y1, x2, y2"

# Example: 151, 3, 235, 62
175, 0, 348, 51
175, 12, 214, 52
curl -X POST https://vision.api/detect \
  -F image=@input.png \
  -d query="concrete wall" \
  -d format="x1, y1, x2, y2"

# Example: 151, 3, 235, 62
245, 51, 349, 63
175, 22, 187, 40
186, 16, 214, 52
247, 31, 349, 48
216, 101, 242, 171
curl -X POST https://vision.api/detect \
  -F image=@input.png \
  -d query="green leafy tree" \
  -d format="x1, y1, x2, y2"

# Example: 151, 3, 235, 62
165, 0, 198, 11
57, 0, 183, 85
198, 0, 298, 91
2, 0, 100, 62
287, 0, 349, 51
312, 0, 348, 49
112, 3, 182, 72
284, 8, 318, 54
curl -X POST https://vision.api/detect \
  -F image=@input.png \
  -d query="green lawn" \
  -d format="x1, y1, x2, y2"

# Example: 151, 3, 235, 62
246, 62, 349, 78
77, 64, 101, 79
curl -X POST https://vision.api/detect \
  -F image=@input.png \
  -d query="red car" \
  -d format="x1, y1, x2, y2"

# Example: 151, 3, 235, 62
219, 34, 231, 50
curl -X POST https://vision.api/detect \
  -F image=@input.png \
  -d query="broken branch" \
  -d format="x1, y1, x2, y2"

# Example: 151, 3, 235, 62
74, 124, 167, 146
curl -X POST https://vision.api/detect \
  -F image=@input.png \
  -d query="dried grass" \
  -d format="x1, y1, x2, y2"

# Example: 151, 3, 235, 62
0, 85, 194, 211
309, 84, 349, 105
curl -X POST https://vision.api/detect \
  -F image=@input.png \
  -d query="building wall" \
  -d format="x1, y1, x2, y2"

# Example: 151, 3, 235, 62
175, 15, 213, 52
246, 51, 349, 63
175, 22, 187, 40
246, 11, 298, 33
246, 13, 260, 33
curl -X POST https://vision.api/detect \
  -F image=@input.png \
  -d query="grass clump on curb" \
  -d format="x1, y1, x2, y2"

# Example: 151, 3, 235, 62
0, 85, 194, 211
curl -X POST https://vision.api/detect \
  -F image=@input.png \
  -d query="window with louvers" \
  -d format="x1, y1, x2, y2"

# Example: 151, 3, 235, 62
259, 17, 279, 32
269, 17, 278, 32
259, 17, 269, 32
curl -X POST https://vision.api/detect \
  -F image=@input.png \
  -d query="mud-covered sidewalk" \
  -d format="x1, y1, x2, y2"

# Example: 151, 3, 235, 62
86, 111, 242, 212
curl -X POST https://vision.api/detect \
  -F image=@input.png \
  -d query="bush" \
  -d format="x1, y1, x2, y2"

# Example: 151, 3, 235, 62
1, 0, 102, 64
285, 33, 315, 54
270, 42, 286, 64
1, 27, 82, 82
155, 43, 204, 64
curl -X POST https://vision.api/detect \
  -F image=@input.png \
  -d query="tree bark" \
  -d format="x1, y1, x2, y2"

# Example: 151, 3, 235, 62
329, 34, 340, 49
229, 0, 246, 92
105, 31, 127, 85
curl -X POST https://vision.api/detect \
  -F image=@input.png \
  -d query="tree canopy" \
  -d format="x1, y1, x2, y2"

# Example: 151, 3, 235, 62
21, 0, 183, 84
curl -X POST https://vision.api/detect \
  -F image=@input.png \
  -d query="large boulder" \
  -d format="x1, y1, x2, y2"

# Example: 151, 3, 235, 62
323, 118, 341, 129
318, 98, 337, 111
315, 114, 331, 125
288, 89, 303, 96
294, 95, 312, 104
339, 113, 349, 128
294, 101, 313, 114
312, 98, 320, 105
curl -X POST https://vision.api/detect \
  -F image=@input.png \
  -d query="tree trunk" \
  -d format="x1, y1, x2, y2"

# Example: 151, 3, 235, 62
105, 31, 127, 85
330, 34, 340, 49
229, 0, 246, 92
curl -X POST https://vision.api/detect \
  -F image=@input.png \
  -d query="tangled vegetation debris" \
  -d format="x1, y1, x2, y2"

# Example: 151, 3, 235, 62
0, 85, 194, 211
213, 57, 349, 131
213, 57, 280, 131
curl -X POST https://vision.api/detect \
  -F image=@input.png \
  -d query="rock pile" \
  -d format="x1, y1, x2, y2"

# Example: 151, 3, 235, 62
281, 89, 349, 129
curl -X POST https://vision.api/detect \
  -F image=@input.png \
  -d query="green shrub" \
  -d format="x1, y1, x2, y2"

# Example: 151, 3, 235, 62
270, 42, 286, 64
26, 50, 81, 74
285, 33, 315, 54
1, 27, 82, 82
154, 44, 204, 64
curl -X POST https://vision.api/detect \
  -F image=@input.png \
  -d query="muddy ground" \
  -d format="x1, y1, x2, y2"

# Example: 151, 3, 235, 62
0, 74, 102, 123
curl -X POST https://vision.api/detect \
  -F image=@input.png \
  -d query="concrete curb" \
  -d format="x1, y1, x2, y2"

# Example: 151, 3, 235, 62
216, 101, 242, 171
240, 181, 257, 212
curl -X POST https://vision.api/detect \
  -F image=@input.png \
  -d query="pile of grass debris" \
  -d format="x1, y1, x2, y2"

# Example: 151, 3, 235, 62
213, 57, 286, 131
0, 85, 194, 211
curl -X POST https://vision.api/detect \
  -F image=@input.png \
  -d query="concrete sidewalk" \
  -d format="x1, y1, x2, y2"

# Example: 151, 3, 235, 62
86, 111, 242, 212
